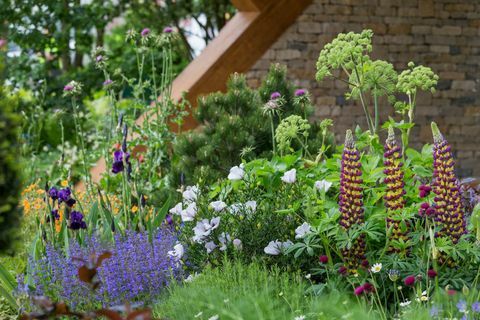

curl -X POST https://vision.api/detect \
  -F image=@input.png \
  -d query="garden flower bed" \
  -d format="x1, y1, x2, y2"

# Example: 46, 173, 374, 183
1, 26, 480, 320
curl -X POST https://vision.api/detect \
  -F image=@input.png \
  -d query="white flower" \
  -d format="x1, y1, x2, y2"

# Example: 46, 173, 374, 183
184, 273, 199, 283
371, 263, 382, 273
208, 315, 219, 320
218, 232, 231, 251
192, 217, 221, 243
245, 200, 257, 213
181, 202, 197, 222
314, 179, 332, 192
205, 241, 217, 253
295, 222, 312, 239
228, 165, 245, 180
210, 200, 227, 212
264, 240, 293, 255
294, 316, 306, 320
233, 238, 242, 250
167, 243, 184, 261
281, 169, 296, 184
305, 274, 311, 280
399, 300, 411, 307
169, 202, 183, 215
183, 185, 199, 202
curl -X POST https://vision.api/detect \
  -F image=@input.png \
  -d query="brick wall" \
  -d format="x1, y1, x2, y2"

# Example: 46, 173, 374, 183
246, 0, 480, 177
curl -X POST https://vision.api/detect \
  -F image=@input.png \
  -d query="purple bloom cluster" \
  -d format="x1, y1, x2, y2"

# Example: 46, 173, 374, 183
49, 187, 76, 207
339, 130, 366, 273
431, 122, 466, 246
383, 127, 409, 253
20, 228, 181, 310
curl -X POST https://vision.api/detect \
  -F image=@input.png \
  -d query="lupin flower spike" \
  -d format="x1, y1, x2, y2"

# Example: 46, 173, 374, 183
383, 126, 409, 254
431, 122, 466, 248
339, 130, 366, 273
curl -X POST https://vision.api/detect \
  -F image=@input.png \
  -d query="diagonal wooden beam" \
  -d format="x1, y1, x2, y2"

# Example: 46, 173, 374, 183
84, 0, 312, 187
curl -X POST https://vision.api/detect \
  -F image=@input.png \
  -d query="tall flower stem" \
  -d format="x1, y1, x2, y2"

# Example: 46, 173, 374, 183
71, 97, 92, 195
270, 115, 276, 156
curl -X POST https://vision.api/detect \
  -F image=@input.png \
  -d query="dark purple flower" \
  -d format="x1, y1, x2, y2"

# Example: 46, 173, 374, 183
51, 209, 60, 220
163, 26, 173, 33
165, 214, 174, 226
48, 187, 58, 200
294, 88, 306, 96
112, 150, 130, 174
319, 255, 328, 264
427, 269, 437, 278
404, 275, 415, 286
270, 91, 281, 100
69, 211, 86, 230
58, 188, 75, 207
141, 28, 150, 37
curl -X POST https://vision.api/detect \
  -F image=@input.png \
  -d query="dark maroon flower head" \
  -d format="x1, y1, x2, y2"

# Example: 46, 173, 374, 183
141, 28, 151, 37
427, 269, 437, 278
48, 187, 58, 200
404, 275, 416, 286
319, 255, 328, 264
361, 259, 369, 268
270, 91, 281, 100
338, 266, 348, 276
294, 88, 306, 96
419, 184, 432, 198
362, 282, 375, 293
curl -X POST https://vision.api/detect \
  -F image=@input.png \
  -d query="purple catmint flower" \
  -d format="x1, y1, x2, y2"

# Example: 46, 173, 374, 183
472, 302, 480, 313
270, 91, 281, 100
48, 187, 58, 200
69, 211, 86, 230
294, 88, 306, 96
431, 122, 466, 249
383, 127, 409, 254
163, 26, 173, 33
141, 28, 151, 37
339, 130, 366, 273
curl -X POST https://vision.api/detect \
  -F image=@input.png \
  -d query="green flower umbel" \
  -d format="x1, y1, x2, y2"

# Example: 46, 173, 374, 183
431, 122, 466, 245
383, 127, 409, 254
339, 130, 366, 273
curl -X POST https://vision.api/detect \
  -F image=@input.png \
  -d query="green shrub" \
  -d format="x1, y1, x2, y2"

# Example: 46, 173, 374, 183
0, 84, 23, 254
154, 260, 374, 320
172, 64, 334, 185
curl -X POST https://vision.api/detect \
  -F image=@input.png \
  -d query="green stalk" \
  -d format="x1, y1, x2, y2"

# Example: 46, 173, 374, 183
71, 97, 92, 195
270, 115, 276, 156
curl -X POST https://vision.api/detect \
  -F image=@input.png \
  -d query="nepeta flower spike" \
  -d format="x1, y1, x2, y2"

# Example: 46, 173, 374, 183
431, 122, 466, 244
339, 130, 366, 272
383, 127, 409, 253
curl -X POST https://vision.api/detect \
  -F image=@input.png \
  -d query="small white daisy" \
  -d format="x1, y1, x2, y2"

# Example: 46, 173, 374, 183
370, 263, 382, 273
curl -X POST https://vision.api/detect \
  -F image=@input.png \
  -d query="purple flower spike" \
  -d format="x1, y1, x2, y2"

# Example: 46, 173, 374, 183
431, 122, 466, 252
339, 130, 366, 273
141, 28, 151, 37
163, 26, 173, 33
270, 91, 281, 100
295, 89, 306, 96
383, 127, 409, 254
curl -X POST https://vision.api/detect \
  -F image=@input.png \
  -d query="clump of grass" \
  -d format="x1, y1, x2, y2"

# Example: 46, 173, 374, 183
154, 260, 374, 320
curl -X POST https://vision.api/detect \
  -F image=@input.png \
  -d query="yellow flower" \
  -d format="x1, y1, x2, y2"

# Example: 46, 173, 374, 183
132, 205, 139, 213
23, 199, 31, 214
61, 180, 68, 187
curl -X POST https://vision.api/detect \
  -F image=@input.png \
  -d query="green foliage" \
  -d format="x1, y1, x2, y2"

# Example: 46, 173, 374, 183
0, 85, 23, 254
172, 64, 334, 185
275, 115, 311, 155
154, 260, 374, 320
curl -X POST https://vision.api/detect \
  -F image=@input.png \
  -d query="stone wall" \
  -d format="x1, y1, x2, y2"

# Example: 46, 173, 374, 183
246, 0, 480, 177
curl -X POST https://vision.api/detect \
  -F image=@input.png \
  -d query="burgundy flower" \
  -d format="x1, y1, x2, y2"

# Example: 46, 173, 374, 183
319, 255, 328, 264
339, 130, 366, 273
431, 122, 466, 247
427, 269, 437, 278
419, 184, 432, 198
404, 275, 415, 286
338, 266, 348, 276
362, 282, 375, 293
383, 127, 409, 254
354, 285, 364, 295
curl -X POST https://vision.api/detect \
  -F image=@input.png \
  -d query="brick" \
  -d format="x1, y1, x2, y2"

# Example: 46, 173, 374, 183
412, 25, 432, 34
430, 45, 450, 53
432, 26, 462, 36
451, 80, 477, 91
388, 24, 411, 34
419, 0, 434, 17
316, 96, 336, 106
444, 4, 475, 12
276, 50, 301, 60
